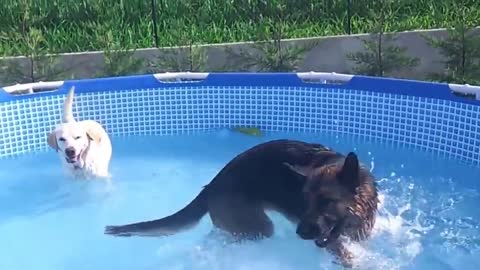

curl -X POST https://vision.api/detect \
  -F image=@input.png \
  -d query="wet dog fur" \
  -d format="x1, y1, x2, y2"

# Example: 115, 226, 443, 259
104, 139, 378, 267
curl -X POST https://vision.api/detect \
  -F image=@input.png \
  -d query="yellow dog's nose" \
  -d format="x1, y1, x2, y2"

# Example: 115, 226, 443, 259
65, 147, 76, 157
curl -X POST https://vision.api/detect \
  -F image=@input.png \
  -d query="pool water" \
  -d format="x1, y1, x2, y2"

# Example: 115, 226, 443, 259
1, 130, 479, 270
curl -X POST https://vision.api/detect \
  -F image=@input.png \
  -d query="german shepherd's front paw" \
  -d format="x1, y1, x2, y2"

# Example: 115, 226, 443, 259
104, 225, 132, 237
333, 254, 354, 269
327, 241, 355, 268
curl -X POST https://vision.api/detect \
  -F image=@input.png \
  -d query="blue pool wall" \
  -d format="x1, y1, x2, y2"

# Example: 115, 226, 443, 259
0, 73, 479, 166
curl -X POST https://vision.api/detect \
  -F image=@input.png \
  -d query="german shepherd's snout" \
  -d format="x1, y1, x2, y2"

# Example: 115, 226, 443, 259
296, 219, 320, 240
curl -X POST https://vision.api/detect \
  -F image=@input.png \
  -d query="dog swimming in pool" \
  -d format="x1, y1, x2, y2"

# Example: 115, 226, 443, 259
47, 86, 112, 180
104, 139, 379, 267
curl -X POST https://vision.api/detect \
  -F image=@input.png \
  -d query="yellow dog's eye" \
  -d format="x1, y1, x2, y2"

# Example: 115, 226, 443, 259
59, 137, 66, 142
74, 136, 81, 140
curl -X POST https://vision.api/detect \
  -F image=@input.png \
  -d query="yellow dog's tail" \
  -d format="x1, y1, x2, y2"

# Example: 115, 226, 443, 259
62, 86, 75, 123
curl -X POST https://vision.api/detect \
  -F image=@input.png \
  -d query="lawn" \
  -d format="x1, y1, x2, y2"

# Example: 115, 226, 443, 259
1, 0, 479, 56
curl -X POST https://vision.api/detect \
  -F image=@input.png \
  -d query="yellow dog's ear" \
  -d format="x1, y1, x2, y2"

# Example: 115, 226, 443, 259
47, 132, 59, 152
86, 127, 102, 144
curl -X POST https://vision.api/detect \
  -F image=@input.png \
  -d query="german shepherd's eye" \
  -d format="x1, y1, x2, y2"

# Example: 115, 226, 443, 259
316, 198, 333, 209
323, 213, 338, 223
59, 137, 66, 142
74, 136, 81, 140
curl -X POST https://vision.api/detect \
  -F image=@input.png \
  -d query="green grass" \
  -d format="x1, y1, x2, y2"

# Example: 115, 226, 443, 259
0, 0, 479, 56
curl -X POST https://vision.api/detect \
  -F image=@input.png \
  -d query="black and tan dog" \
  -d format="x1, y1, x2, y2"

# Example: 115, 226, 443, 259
104, 139, 378, 267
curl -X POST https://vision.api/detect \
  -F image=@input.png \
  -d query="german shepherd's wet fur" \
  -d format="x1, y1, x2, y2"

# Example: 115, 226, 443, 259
104, 139, 378, 267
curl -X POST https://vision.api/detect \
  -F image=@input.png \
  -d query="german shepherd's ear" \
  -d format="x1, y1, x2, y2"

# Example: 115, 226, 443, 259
337, 152, 360, 192
283, 162, 308, 181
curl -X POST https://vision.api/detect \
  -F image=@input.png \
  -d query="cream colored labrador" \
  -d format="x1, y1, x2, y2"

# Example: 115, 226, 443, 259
47, 86, 112, 180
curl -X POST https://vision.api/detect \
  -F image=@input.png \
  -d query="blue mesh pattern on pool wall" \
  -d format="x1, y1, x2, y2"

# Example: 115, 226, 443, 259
0, 73, 479, 166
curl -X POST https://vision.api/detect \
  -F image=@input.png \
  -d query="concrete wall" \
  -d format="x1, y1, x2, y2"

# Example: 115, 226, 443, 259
0, 28, 475, 87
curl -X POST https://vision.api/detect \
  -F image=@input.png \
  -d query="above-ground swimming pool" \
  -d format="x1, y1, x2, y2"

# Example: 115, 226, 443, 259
1, 72, 479, 270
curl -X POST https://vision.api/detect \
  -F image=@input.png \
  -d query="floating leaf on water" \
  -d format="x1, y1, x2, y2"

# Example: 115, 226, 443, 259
232, 127, 263, 137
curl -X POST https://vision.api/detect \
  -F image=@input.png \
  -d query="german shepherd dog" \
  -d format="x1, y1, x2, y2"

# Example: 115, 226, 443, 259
104, 139, 378, 267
